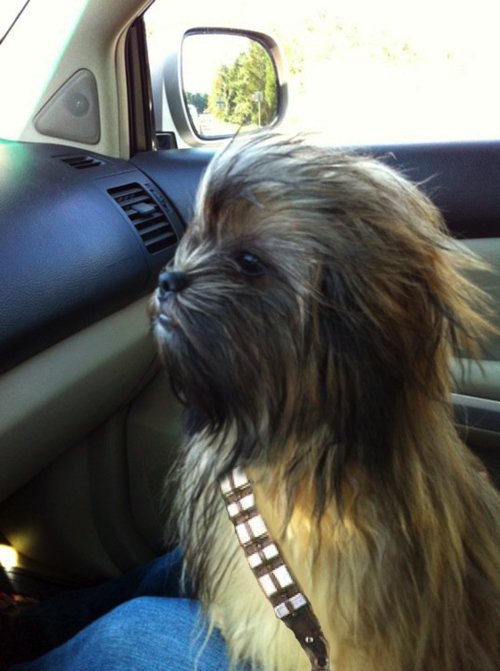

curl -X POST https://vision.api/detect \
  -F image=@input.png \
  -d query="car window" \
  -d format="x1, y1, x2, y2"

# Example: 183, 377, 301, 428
145, 0, 500, 145
0, 0, 29, 43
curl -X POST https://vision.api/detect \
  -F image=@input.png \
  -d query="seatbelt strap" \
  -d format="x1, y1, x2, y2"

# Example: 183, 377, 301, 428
220, 467, 330, 671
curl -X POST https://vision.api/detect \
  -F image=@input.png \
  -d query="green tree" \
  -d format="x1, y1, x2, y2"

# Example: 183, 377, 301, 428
208, 42, 277, 127
208, 64, 235, 120
185, 91, 208, 114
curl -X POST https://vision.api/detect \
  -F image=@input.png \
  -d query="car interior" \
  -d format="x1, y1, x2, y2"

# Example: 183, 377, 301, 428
0, 0, 498, 613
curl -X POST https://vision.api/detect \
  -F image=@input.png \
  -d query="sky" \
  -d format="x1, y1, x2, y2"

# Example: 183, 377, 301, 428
146, 0, 499, 46
146, 0, 500, 143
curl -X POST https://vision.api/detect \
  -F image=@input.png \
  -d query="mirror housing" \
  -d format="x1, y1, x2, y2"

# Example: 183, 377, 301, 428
163, 28, 288, 145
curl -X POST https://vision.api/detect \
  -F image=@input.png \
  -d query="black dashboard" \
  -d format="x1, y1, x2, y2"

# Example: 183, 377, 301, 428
0, 141, 187, 373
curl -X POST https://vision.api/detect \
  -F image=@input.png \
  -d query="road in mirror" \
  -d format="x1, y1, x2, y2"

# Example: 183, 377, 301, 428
182, 33, 278, 139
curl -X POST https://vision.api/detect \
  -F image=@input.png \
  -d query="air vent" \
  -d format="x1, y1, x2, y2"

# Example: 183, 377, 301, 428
60, 155, 104, 169
107, 183, 177, 254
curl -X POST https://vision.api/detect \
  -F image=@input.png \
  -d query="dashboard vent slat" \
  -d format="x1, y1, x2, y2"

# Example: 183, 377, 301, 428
60, 155, 104, 169
107, 182, 177, 254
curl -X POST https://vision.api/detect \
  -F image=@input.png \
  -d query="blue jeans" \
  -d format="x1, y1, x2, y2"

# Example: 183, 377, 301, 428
10, 548, 253, 670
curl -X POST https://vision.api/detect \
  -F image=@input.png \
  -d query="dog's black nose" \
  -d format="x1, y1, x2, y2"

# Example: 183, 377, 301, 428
158, 271, 189, 297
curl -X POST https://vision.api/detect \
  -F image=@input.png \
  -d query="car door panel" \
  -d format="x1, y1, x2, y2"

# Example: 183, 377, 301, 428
0, 298, 157, 502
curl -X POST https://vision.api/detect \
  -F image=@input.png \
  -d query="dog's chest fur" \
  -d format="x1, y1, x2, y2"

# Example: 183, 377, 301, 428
201, 491, 310, 671
179, 436, 380, 671
177, 423, 500, 671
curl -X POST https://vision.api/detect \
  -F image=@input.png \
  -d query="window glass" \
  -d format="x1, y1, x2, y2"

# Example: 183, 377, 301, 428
0, 0, 29, 43
145, 0, 500, 144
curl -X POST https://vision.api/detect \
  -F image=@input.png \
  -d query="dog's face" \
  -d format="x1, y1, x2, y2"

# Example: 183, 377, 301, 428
151, 194, 316, 452
150, 134, 488, 479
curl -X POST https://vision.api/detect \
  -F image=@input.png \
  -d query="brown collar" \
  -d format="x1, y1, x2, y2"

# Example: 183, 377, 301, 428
220, 467, 330, 671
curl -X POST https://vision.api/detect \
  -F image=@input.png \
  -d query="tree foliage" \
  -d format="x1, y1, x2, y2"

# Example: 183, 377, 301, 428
208, 42, 277, 127
185, 91, 208, 114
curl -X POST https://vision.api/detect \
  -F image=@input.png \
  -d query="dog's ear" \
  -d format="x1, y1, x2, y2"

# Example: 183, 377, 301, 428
315, 263, 405, 475
315, 239, 493, 474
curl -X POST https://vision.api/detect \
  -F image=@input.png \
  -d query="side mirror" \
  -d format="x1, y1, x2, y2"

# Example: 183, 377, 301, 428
164, 28, 287, 144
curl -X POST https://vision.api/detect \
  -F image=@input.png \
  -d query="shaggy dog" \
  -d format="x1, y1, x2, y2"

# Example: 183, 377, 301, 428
150, 134, 500, 671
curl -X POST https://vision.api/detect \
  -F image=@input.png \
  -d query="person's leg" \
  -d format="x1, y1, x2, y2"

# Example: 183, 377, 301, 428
2, 548, 187, 668
13, 596, 253, 671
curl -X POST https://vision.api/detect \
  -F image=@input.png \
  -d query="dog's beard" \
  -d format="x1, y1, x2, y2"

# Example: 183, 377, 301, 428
151, 254, 306, 470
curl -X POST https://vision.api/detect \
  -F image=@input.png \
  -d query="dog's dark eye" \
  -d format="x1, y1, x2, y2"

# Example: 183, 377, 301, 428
236, 252, 265, 277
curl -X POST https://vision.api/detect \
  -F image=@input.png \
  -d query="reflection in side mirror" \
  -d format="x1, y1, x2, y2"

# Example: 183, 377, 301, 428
182, 32, 280, 139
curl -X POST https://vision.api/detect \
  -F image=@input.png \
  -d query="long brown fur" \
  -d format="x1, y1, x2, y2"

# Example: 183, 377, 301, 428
150, 133, 500, 671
